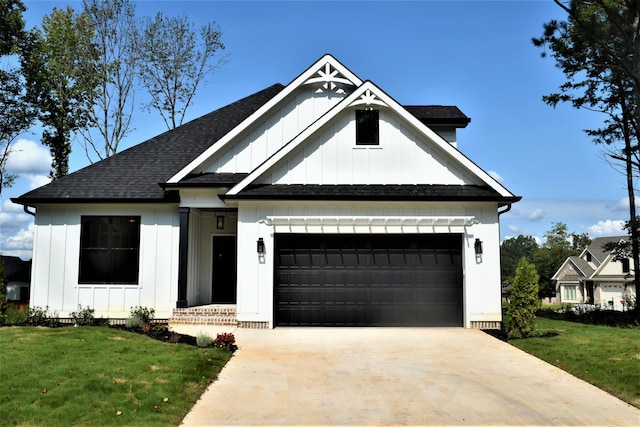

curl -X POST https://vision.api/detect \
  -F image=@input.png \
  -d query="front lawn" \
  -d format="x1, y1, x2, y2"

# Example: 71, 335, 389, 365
508, 317, 640, 408
0, 326, 232, 426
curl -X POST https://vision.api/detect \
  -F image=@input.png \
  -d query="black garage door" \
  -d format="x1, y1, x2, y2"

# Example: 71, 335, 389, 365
274, 234, 463, 327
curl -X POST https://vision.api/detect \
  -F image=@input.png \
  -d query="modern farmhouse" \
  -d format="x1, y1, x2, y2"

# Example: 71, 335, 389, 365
13, 55, 520, 328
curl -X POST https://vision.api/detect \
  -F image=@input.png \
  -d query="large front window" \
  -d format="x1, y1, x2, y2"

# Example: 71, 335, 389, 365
563, 285, 577, 301
79, 216, 140, 284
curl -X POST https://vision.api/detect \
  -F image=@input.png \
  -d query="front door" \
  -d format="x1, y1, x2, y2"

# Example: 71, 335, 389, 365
212, 236, 237, 304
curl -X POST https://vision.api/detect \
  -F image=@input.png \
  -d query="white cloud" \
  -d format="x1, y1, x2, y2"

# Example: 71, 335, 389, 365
5, 138, 52, 190
0, 223, 34, 260
488, 170, 504, 183
586, 220, 625, 237
528, 208, 545, 221
6, 138, 51, 174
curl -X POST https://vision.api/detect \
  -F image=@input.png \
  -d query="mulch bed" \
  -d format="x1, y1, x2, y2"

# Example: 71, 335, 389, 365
109, 323, 198, 346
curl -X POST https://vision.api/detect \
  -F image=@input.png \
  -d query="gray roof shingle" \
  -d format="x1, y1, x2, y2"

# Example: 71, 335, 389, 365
13, 84, 285, 204
12, 84, 488, 205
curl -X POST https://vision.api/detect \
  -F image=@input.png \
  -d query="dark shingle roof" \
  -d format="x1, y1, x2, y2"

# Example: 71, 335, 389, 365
225, 184, 518, 203
164, 173, 249, 187
12, 84, 285, 204
404, 106, 470, 127
1, 256, 31, 282
12, 83, 480, 205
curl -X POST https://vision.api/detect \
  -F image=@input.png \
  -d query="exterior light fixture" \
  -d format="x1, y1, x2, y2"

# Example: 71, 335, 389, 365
257, 238, 265, 254
216, 215, 225, 230
474, 238, 483, 255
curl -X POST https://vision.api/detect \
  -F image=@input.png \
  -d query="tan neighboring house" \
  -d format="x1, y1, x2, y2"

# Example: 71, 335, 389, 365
552, 236, 636, 311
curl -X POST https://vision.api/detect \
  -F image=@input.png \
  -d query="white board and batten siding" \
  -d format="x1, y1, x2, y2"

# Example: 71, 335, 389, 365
198, 87, 348, 175
30, 204, 180, 319
234, 200, 503, 328
263, 109, 474, 186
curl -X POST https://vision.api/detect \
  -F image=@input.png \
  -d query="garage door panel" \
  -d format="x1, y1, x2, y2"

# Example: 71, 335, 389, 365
275, 234, 463, 327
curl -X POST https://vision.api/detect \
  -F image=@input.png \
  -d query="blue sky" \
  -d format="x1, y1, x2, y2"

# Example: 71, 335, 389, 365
1, 0, 631, 259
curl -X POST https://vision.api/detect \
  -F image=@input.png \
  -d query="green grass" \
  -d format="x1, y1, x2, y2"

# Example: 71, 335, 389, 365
0, 326, 232, 426
508, 317, 640, 408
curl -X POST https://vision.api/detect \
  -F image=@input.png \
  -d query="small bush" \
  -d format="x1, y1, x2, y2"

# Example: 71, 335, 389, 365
125, 315, 142, 329
196, 331, 213, 348
24, 306, 59, 327
70, 305, 95, 326
129, 306, 155, 324
4, 304, 28, 325
213, 332, 237, 352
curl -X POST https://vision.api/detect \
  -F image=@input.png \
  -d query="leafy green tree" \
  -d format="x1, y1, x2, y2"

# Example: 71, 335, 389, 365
507, 258, 540, 339
0, 0, 34, 194
135, 12, 226, 129
22, 6, 100, 179
533, 222, 590, 298
80, 0, 137, 161
500, 235, 539, 287
533, 0, 640, 318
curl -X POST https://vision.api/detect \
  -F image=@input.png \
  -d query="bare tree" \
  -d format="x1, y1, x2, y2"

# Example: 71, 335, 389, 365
135, 12, 226, 129
80, 0, 136, 161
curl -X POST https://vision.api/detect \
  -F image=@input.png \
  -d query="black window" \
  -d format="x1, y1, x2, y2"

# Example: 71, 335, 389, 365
622, 258, 630, 273
79, 216, 140, 284
356, 109, 379, 145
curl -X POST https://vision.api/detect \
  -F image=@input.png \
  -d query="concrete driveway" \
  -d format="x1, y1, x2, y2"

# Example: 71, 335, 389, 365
173, 326, 639, 426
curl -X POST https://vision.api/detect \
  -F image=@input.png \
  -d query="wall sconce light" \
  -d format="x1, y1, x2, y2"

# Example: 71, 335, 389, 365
257, 237, 265, 254
216, 215, 225, 230
474, 238, 483, 255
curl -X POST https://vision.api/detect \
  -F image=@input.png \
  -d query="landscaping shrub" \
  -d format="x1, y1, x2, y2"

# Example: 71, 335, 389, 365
196, 331, 213, 348
130, 306, 155, 324
125, 314, 142, 329
4, 304, 27, 325
0, 259, 6, 326
213, 332, 237, 352
507, 258, 540, 339
70, 305, 95, 326
23, 306, 59, 327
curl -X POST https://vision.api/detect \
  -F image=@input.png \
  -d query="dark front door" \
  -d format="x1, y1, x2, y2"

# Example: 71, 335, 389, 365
586, 281, 594, 304
274, 234, 463, 327
212, 236, 237, 304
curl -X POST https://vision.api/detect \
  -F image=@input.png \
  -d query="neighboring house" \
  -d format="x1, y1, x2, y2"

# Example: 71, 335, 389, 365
552, 236, 636, 311
12, 55, 520, 328
1, 255, 31, 301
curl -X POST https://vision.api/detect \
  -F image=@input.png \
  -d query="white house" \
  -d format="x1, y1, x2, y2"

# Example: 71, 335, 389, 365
12, 55, 520, 328
553, 236, 636, 311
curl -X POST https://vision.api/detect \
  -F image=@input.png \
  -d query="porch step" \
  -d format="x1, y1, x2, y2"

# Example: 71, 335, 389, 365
169, 305, 238, 326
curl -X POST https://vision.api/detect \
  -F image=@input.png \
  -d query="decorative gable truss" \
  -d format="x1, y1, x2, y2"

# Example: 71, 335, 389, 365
225, 79, 513, 197
168, 55, 362, 183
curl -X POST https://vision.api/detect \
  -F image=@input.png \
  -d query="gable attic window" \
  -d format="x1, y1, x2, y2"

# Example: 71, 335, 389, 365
621, 258, 630, 273
79, 216, 141, 284
356, 109, 379, 145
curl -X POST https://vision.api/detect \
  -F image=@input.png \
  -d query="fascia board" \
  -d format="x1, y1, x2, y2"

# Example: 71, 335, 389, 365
590, 253, 616, 279
226, 82, 369, 196
228, 80, 518, 199
167, 54, 363, 184
551, 258, 573, 281
371, 85, 516, 198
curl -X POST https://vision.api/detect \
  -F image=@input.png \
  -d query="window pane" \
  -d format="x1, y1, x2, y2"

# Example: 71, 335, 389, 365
79, 216, 140, 284
81, 217, 110, 248
111, 249, 139, 283
79, 249, 110, 283
356, 110, 379, 145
